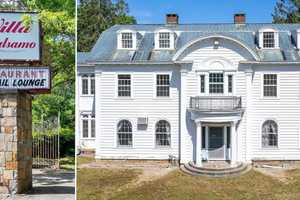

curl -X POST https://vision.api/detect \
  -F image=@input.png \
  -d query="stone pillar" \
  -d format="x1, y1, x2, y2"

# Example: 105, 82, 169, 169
0, 91, 32, 194
196, 122, 202, 166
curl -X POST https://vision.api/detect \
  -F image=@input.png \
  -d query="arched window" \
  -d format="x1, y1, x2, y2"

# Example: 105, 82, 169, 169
155, 120, 171, 147
117, 120, 132, 147
262, 120, 278, 148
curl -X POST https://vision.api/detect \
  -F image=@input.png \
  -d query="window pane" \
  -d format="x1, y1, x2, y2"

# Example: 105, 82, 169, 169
202, 127, 206, 149
117, 120, 132, 146
155, 120, 171, 147
82, 77, 89, 95
200, 75, 205, 93
228, 75, 233, 93
226, 127, 231, 148
91, 120, 95, 138
159, 32, 170, 48
157, 74, 170, 97
82, 120, 89, 138
262, 120, 278, 148
121, 33, 133, 48
263, 74, 277, 97
263, 32, 275, 48
118, 74, 131, 97
209, 73, 224, 94
90, 76, 95, 95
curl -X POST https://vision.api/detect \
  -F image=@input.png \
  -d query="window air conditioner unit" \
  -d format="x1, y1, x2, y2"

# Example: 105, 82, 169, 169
137, 117, 148, 125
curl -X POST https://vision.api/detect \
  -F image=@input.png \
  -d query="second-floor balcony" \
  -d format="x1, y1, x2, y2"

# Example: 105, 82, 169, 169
190, 96, 242, 112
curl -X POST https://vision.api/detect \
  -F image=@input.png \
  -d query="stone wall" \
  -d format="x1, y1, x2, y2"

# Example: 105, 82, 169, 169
0, 91, 32, 194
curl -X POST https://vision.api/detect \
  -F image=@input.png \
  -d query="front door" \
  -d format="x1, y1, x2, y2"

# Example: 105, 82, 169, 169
208, 127, 225, 160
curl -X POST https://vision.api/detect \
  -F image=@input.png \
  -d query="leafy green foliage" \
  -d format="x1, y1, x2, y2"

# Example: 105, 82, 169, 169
77, 0, 136, 52
273, 0, 300, 23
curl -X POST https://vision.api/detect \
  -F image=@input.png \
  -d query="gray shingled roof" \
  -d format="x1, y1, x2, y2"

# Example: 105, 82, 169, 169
78, 23, 300, 64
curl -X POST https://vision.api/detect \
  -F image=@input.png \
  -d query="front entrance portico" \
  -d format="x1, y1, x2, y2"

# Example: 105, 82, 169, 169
196, 121, 238, 166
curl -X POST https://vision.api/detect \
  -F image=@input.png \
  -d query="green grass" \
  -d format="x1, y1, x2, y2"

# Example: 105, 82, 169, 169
59, 156, 75, 170
77, 168, 300, 200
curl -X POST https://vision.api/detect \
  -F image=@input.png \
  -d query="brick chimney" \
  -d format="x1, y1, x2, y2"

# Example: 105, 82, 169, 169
166, 14, 179, 25
234, 13, 246, 24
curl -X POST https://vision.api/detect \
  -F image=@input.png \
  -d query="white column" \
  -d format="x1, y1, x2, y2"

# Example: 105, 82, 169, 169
231, 121, 237, 165
94, 71, 102, 158
196, 122, 202, 166
180, 69, 188, 163
245, 69, 253, 162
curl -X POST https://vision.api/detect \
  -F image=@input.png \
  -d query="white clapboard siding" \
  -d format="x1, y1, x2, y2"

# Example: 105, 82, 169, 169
95, 65, 180, 160
250, 67, 300, 160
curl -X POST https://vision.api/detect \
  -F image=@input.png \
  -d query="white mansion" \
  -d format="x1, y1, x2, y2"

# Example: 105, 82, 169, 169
76, 14, 300, 167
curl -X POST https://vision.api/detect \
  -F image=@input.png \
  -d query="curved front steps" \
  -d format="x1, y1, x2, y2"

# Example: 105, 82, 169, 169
181, 161, 251, 177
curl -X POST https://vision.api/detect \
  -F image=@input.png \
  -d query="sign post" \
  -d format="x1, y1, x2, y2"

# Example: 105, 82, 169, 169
0, 10, 50, 194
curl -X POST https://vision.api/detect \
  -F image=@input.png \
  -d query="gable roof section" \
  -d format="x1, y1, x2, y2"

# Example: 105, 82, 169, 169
79, 23, 300, 64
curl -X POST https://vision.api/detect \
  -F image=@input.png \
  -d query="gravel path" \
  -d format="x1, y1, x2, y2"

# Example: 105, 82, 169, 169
0, 169, 75, 200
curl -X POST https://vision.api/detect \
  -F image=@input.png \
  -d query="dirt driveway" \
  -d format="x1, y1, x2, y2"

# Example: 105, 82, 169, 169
1, 169, 75, 200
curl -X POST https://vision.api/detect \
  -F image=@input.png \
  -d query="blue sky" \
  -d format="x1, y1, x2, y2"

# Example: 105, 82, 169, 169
126, 0, 278, 24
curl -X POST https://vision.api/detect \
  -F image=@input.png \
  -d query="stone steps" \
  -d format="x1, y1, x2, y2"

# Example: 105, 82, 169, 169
180, 161, 251, 177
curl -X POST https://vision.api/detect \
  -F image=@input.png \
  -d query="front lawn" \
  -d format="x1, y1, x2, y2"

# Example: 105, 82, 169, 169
77, 158, 300, 200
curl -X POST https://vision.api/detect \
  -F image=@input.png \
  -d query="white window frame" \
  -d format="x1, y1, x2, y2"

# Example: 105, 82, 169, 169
258, 28, 279, 49
80, 113, 95, 139
197, 71, 236, 96
154, 120, 171, 148
261, 119, 279, 149
154, 29, 175, 50
115, 119, 134, 148
153, 72, 172, 98
261, 73, 280, 99
81, 74, 95, 96
115, 73, 133, 98
208, 72, 225, 95
117, 30, 137, 50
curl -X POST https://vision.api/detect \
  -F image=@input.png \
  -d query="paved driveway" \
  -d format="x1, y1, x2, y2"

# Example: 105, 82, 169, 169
1, 169, 75, 200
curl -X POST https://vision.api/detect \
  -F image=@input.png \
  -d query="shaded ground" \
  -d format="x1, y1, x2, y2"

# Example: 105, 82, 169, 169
1, 169, 75, 200
77, 156, 300, 200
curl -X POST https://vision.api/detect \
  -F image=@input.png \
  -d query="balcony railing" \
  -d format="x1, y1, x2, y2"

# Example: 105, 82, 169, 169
190, 96, 242, 112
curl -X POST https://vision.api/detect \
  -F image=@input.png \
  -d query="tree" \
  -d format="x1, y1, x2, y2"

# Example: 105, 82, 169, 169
273, 0, 300, 23
77, 0, 136, 52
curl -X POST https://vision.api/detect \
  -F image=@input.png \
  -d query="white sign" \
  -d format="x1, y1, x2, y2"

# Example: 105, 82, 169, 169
0, 67, 50, 90
0, 12, 40, 61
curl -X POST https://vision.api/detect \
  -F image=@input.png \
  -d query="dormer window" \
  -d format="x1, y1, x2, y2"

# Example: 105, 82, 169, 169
155, 29, 175, 50
263, 32, 275, 48
259, 28, 279, 49
159, 32, 170, 48
121, 32, 133, 48
117, 30, 137, 50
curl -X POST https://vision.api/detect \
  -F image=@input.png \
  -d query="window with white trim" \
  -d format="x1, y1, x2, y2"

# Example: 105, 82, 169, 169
156, 74, 170, 97
159, 32, 170, 48
209, 73, 224, 94
90, 75, 95, 95
121, 32, 133, 49
263, 32, 275, 48
263, 74, 277, 97
262, 120, 278, 148
155, 120, 171, 147
200, 75, 205, 93
81, 75, 95, 95
81, 114, 95, 138
81, 75, 89, 95
117, 120, 132, 147
228, 75, 233, 93
118, 74, 131, 97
